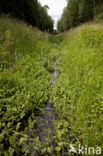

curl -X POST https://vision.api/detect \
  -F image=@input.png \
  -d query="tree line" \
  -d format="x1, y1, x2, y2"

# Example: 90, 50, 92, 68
0, 0, 53, 33
58, 0, 103, 32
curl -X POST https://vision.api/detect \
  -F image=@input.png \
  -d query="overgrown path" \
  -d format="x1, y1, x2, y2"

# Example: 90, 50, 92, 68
1, 18, 103, 156
27, 46, 59, 154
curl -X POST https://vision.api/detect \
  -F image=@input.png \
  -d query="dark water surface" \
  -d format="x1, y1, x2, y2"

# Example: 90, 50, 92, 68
27, 61, 58, 154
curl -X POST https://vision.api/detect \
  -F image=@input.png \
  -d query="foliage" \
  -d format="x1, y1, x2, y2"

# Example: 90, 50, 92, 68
0, 17, 52, 155
0, 0, 53, 32
51, 24, 103, 154
1, 16, 103, 155
94, 2, 103, 22
57, 0, 103, 32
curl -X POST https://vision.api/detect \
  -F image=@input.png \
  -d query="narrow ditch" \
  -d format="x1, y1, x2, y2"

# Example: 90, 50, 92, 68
27, 60, 58, 155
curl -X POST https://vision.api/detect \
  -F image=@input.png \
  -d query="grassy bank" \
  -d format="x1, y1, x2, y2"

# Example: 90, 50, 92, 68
0, 17, 54, 155
51, 23, 103, 155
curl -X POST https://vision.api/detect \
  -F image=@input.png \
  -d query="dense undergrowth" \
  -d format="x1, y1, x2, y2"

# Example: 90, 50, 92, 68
0, 17, 54, 155
51, 23, 103, 155
0, 17, 103, 155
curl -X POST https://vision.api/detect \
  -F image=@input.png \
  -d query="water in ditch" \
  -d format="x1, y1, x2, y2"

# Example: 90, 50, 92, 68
27, 61, 58, 155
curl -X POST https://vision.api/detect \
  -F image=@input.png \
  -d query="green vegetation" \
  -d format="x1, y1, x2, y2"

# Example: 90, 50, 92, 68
0, 17, 53, 155
0, 16, 103, 155
51, 24, 103, 154
58, 0, 103, 32
0, 0, 53, 32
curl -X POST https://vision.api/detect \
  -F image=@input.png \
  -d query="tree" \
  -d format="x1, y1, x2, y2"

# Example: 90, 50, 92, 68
58, 0, 103, 32
79, 0, 94, 22
0, 0, 53, 32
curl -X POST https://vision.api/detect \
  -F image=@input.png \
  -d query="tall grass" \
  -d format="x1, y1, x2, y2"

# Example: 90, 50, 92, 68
51, 24, 103, 154
0, 17, 52, 155
1, 16, 103, 155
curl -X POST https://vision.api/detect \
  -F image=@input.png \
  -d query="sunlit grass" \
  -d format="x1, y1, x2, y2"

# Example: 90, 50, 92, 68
0, 16, 52, 155
51, 23, 103, 154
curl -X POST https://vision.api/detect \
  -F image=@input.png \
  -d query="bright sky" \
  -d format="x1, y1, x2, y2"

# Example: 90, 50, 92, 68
38, 0, 67, 29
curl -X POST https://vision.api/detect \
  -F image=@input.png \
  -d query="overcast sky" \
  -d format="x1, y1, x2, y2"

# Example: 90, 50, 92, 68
38, 0, 67, 29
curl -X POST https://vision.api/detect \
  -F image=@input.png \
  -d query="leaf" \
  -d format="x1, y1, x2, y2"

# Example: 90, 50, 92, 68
8, 147, 14, 156
55, 146, 61, 152
16, 122, 21, 131
19, 137, 27, 146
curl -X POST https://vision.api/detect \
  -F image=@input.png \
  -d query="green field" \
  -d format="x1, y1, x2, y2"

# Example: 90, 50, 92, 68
0, 17, 103, 155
